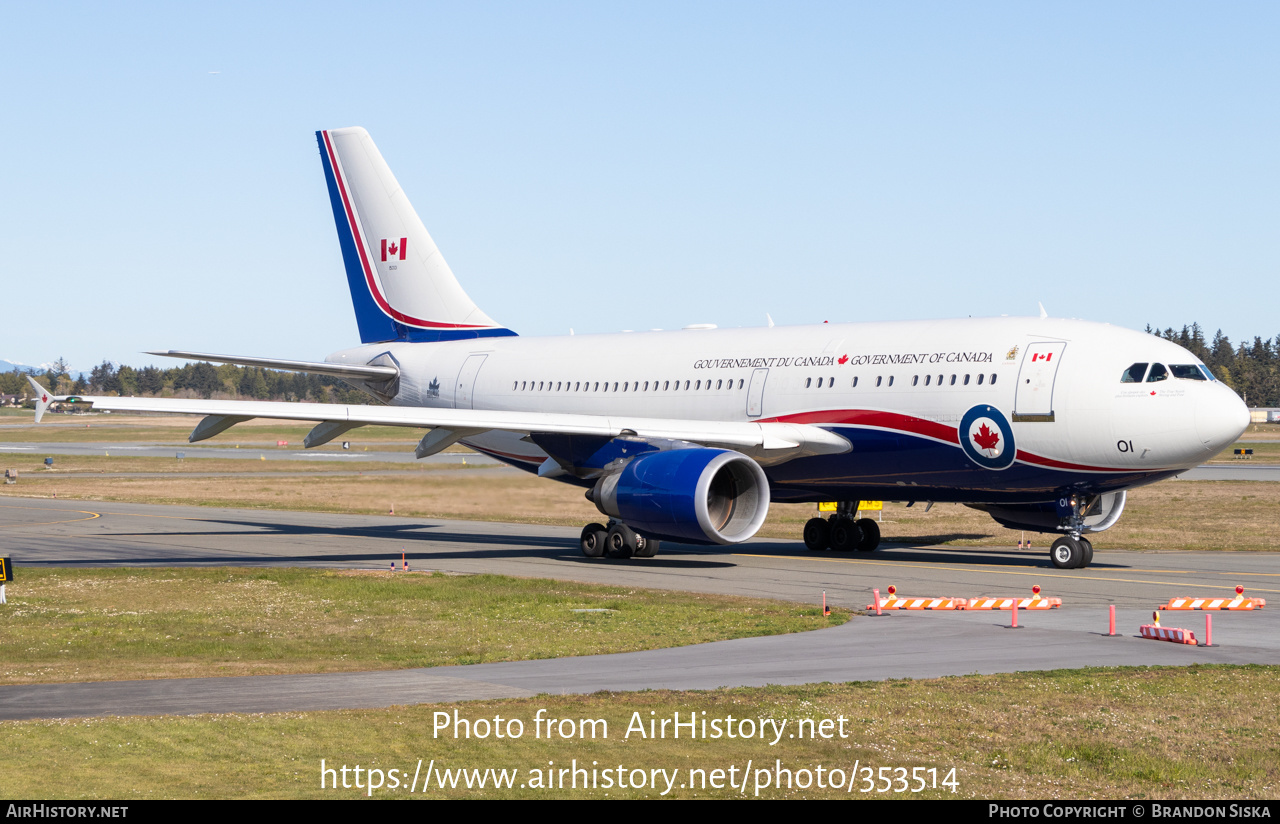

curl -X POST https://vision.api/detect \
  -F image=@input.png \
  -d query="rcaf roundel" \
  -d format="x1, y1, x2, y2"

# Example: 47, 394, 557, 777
959, 404, 1017, 470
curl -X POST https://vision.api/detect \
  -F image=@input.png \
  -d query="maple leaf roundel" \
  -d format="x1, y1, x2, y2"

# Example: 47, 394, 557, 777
959, 405, 1017, 470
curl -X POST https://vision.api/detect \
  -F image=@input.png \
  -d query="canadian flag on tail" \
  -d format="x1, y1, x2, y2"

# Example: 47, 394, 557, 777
381, 237, 407, 262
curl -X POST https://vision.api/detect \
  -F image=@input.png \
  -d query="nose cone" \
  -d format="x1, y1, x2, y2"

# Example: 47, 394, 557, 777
1196, 383, 1250, 454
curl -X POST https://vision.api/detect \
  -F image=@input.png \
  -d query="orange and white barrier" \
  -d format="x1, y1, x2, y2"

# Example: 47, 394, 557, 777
1160, 587, 1264, 611
867, 596, 965, 610
1160, 597, 1264, 611
1140, 624, 1198, 645
965, 596, 1061, 610
867, 584, 1060, 612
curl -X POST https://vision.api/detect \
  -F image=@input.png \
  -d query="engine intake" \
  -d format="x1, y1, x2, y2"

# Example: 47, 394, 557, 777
588, 448, 770, 545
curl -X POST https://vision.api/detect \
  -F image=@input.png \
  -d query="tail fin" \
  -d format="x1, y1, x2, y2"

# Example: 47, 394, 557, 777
26, 377, 56, 423
317, 127, 516, 343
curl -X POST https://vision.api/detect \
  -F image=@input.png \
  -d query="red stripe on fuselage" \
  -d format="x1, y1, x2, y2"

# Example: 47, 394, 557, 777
761, 408, 1132, 473
321, 130, 490, 331
759, 408, 958, 445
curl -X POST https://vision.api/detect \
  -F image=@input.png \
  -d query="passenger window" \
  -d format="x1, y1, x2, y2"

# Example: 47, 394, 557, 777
990, 373, 997, 385
924, 375, 931, 386
875, 376, 882, 387
912, 375, 919, 386
1171, 364, 1207, 381
852, 376, 858, 388
949, 375, 956, 386
963, 374, 970, 386
888, 376, 894, 387
977, 374, 984, 385
1121, 363, 1149, 383
1146, 364, 1168, 383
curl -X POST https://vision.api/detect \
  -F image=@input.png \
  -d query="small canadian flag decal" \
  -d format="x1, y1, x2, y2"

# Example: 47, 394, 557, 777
381, 237, 407, 262
1031, 352, 1053, 362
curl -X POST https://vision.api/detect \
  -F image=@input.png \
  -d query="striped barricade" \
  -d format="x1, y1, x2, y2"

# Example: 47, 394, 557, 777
963, 596, 1061, 611
866, 596, 966, 611
1140, 624, 1198, 645
1159, 597, 1265, 611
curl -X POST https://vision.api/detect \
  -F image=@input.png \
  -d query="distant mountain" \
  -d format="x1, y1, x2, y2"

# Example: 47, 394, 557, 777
0, 359, 88, 379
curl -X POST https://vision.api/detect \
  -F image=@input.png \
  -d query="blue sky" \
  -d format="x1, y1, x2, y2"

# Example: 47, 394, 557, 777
2, 2, 1277, 370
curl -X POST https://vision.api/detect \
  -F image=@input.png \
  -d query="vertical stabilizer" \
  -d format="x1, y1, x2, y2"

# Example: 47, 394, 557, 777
317, 127, 516, 343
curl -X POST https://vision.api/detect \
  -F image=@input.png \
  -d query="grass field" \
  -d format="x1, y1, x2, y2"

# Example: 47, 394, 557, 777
1, 666, 1275, 799
0, 568, 846, 685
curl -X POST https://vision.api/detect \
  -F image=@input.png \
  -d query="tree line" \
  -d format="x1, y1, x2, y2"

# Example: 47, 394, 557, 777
1147, 324, 1280, 407
0, 359, 372, 405
2, 323, 1279, 408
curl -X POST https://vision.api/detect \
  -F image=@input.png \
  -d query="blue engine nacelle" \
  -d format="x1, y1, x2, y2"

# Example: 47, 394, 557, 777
587, 448, 770, 545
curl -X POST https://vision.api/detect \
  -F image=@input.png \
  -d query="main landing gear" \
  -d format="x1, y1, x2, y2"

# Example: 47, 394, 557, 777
1050, 535, 1093, 569
579, 521, 659, 559
803, 502, 881, 552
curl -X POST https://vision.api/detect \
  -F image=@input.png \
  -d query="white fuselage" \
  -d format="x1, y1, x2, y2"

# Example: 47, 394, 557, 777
327, 316, 1249, 505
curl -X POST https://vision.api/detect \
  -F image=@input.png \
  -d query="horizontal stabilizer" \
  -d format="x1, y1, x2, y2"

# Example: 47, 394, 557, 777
149, 350, 398, 381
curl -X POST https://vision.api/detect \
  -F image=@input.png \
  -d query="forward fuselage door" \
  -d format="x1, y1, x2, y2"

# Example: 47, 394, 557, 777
454, 354, 488, 409
1013, 342, 1066, 422
746, 368, 769, 418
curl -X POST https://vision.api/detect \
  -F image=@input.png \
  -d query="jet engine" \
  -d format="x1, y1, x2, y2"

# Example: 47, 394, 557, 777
587, 448, 770, 545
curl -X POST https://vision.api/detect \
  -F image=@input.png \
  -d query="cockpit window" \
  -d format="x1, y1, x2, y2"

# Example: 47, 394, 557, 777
1198, 364, 1216, 381
1146, 363, 1169, 383
1170, 364, 1207, 381
1121, 363, 1148, 383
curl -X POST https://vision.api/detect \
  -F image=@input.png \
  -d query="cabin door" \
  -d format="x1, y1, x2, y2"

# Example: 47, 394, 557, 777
454, 354, 488, 409
1013, 342, 1066, 422
746, 368, 769, 418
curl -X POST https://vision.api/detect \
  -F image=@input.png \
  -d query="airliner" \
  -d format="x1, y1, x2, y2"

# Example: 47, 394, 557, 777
28, 127, 1250, 569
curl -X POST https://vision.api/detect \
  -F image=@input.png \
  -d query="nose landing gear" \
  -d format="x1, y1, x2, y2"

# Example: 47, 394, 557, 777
1050, 535, 1094, 569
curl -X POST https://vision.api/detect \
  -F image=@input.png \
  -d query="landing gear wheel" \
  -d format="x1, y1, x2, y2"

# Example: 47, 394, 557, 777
606, 523, 638, 559
580, 523, 607, 558
829, 519, 864, 552
1050, 536, 1083, 569
856, 518, 880, 552
803, 517, 831, 551
1078, 537, 1093, 568
633, 536, 660, 558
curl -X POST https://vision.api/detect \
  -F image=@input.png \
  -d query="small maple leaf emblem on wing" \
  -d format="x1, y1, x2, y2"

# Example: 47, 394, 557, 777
838, 354, 849, 365
973, 422, 1000, 452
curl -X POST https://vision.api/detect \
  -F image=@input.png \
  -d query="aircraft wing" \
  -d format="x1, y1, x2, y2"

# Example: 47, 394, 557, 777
25, 378, 848, 464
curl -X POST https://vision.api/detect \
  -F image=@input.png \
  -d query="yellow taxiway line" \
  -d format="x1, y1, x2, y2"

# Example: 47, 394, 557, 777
0, 504, 101, 528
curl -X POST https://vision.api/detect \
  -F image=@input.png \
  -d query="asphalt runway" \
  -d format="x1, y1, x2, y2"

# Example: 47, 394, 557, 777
1, 497, 1278, 720
3, 441, 1279, 479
